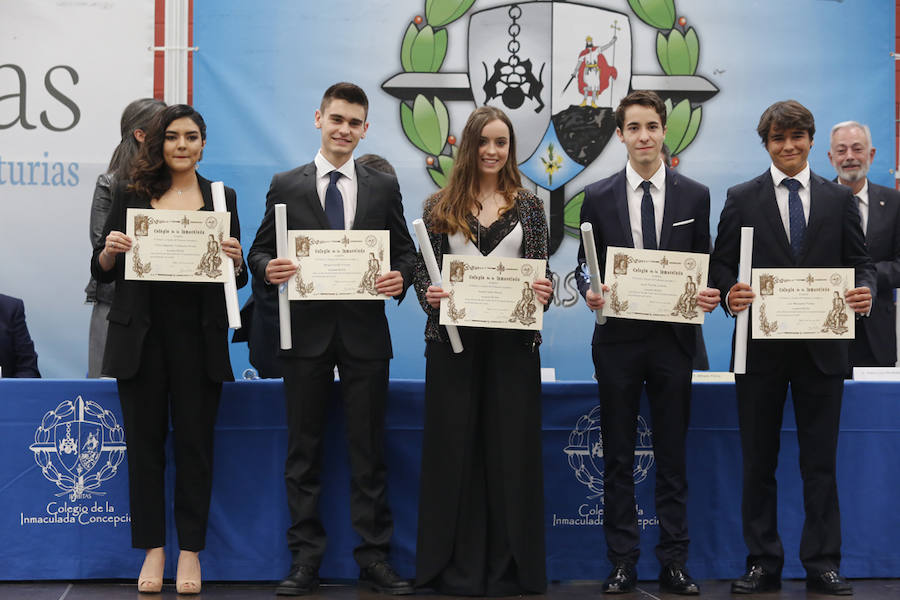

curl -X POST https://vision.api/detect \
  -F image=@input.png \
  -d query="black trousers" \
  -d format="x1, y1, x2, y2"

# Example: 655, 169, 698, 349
117, 287, 221, 551
416, 329, 546, 596
736, 345, 844, 576
592, 325, 693, 567
281, 332, 392, 569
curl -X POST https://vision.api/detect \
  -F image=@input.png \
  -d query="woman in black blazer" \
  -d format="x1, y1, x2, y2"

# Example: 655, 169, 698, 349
90, 104, 247, 594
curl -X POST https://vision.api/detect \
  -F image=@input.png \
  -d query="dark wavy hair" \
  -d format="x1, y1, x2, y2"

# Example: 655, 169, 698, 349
430, 106, 521, 241
757, 100, 815, 144
130, 104, 206, 200
107, 98, 165, 180
615, 90, 667, 131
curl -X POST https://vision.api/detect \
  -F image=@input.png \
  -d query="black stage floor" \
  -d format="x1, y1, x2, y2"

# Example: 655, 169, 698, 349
0, 580, 898, 599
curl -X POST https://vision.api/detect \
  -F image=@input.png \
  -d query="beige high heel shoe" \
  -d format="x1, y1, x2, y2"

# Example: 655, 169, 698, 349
137, 547, 165, 593
176, 550, 202, 595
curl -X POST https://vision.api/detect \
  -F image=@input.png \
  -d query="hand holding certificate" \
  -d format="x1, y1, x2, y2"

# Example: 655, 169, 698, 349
750, 268, 856, 339
602, 246, 711, 325
124, 207, 231, 282
287, 230, 390, 300
439, 254, 546, 331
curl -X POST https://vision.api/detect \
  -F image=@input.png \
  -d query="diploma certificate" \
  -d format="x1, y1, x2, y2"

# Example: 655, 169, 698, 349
439, 254, 546, 331
124, 208, 230, 283
602, 246, 709, 324
750, 268, 855, 339
287, 230, 390, 300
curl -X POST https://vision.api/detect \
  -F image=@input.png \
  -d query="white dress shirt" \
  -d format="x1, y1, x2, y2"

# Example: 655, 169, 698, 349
314, 150, 357, 229
625, 160, 665, 249
770, 162, 811, 243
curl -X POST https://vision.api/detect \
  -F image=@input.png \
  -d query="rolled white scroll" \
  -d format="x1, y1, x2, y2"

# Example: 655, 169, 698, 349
580, 222, 606, 325
275, 204, 292, 350
413, 218, 463, 353
733, 226, 754, 374
210, 181, 241, 330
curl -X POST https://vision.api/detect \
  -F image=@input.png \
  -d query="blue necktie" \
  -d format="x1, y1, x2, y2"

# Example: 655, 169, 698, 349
784, 178, 805, 260
325, 170, 344, 230
640, 180, 657, 250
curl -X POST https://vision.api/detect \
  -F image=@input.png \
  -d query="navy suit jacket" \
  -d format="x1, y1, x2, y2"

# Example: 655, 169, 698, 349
575, 166, 712, 356
710, 169, 876, 375
246, 160, 416, 360
853, 181, 900, 366
0, 293, 40, 378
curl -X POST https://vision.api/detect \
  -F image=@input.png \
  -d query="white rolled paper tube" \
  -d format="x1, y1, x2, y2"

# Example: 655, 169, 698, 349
275, 203, 292, 350
580, 222, 606, 325
413, 218, 463, 354
211, 182, 242, 330
733, 226, 754, 374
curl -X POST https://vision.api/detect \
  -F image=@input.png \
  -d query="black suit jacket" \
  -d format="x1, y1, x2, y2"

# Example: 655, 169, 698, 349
0, 293, 40, 378
710, 169, 876, 375
246, 161, 416, 360
90, 173, 248, 380
854, 181, 900, 365
575, 166, 711, 356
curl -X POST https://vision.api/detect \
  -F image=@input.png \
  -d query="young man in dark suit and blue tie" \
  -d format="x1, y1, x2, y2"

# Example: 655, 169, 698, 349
710, 101, 875, 596
247, 82, 416, 596
575, 90, 719, 595
828, 120, 900, 368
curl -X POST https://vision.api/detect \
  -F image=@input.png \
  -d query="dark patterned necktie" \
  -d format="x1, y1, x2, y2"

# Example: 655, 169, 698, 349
640, 180, 657, 250
325, 170, 344, 230
784, 178, 805, 259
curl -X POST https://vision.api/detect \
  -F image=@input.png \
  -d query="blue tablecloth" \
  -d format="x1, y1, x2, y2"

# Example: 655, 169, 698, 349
1, 379, 898, 581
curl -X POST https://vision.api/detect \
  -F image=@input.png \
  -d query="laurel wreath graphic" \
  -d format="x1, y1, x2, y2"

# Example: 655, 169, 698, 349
32, 398, 126, 502
394, 0, 707, 197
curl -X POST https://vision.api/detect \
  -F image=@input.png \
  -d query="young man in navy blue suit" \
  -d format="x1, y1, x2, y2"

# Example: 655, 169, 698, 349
828, 120, 900, 368
710, 101, 874, 596
575, 90, 719, 595
247, 83, 416, 596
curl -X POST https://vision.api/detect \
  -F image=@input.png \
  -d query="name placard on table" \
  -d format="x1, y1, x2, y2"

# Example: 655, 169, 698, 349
287, 230, 390, 301
602, 246, 709, 325
125, 208, 230, 282
439, 254, 546, 331
750, 268, 855, 339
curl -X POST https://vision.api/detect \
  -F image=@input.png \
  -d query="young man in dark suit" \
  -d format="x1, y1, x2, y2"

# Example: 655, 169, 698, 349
575, 90, 719, 595
828, 120, 900, 368
247, 82, 416, 596
710, 101, 875, 596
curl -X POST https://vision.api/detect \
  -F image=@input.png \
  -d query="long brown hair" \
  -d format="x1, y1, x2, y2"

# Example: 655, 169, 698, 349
430, 106, 521, 240
129, 104, 207, 200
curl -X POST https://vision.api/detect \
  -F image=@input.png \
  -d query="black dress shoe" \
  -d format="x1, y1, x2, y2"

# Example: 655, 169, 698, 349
659, 564, 700, 595
730, 564, 781, 594
806, 570, 853, 595
359, 560, 414, 595
602, 563, 637, 594
276, 564, 319, 596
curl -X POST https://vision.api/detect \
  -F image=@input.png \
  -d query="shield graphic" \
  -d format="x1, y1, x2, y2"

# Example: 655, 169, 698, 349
468, 2, 632, 190
54, 420, 104, 475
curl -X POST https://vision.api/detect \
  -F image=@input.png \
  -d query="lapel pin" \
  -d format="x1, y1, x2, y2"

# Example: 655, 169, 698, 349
880, 201, 885, 206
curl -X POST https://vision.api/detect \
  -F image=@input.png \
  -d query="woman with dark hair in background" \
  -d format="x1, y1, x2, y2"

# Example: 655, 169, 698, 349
413, 106, 552, 596
91, 104, 247, 594
86, 97, 165, 377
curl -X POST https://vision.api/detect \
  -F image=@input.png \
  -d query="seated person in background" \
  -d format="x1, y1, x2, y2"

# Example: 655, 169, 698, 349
0, 293, 41, 378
